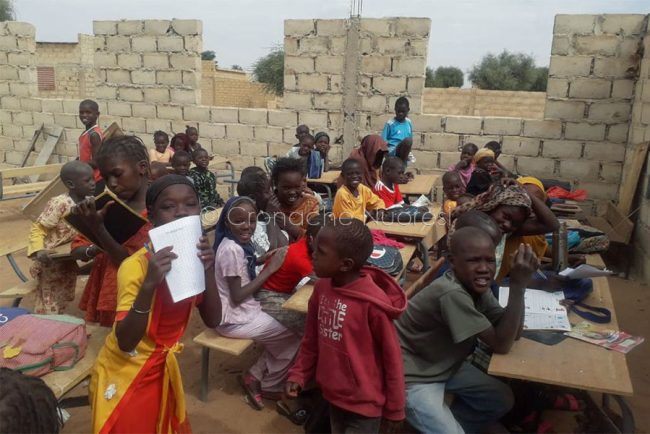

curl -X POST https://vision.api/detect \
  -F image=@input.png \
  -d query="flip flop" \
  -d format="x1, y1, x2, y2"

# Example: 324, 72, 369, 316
276, 400, 309, 426
237, 374, 264, 411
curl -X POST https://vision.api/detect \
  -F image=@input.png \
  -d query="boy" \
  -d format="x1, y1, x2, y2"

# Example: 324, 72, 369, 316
333, 159, 385, 221
28, 161, 96, 314
170, 150, 192, 178
397, 227, 538, 434
149, 130, 172, 165
467, 148, 498, 196
485, 140, 514, 178
448, 142, 478, 188
286, 218, 406, 433
189, 148, 223, 209
382, 97, 414, 164
78, 99, 104, 183
373, 156, 405, 208
442, 170, 465, 217
287, 124, 310, 158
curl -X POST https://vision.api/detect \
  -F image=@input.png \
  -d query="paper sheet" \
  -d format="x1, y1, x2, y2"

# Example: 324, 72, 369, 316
148, 215, 205, 303
499, 287, 571, 331
559, 264, 613, 279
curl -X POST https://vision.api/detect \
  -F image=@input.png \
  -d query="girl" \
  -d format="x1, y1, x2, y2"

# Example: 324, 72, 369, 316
342, 134, 388, 189
71, 136, 152, 326
148, 130, 173, 165
314, 131, 331, 172
466, 148, 499, 196
213, 196, 301, 411
185, 126, 203, 158
169, 133, 192, 155
90, 175, 222, 433
448, 142, 478, 188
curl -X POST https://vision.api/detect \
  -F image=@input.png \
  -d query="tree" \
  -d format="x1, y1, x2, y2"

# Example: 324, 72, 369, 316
426, 66, 464, 88
0, 0, 15, 21
253, 47, 284, 96
231, 64, 243, 71
469, 51, 548, 91
201, 50, 216, 61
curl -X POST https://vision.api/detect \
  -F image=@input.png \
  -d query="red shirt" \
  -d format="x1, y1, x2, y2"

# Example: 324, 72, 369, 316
373, 181, 403, 208
79, 125, 104, 181
263, 238, 313, 293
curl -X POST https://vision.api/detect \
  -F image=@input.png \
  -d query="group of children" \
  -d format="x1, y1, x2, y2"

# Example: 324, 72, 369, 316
19, 96, 568, 434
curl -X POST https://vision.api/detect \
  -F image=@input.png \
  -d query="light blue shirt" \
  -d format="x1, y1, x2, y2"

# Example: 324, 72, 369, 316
382, 117, 413, 154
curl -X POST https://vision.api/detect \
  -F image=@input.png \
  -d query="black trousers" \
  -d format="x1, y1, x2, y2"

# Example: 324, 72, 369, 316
329, 404, 381, 434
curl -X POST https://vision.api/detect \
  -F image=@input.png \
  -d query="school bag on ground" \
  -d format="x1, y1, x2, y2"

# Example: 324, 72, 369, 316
0, 314, 87, 377
366, 245, 403, 277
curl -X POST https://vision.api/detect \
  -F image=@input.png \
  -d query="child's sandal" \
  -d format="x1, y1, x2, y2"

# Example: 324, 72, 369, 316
237, 374, 264, 411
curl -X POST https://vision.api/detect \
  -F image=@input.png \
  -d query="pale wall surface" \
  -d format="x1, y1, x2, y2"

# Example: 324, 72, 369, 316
422, 88, 546, 118
200, 60, 276, 108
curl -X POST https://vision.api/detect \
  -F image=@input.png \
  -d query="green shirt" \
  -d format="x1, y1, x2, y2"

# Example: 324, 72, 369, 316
396, 270, 504, 383
189, 167, 222, 209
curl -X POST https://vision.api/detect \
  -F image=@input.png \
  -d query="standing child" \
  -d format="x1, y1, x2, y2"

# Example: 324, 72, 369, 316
442, 170, 466, 217
373, 156, 405, 208
333, 159, 385, 221
448, 143, 478, 188
148, 130, 172, 165
78, 99, 104, 183
27, 161, 95, 314
189, 148, 224, 209
170, 150, 192, 179
185, 125, 203, 157
286, 219, 407, 434
287, 125, 310, 158
70, 135, 153, 326
314, 132, 331, 172
90, 175, 222, 433
382, 96, 414, 164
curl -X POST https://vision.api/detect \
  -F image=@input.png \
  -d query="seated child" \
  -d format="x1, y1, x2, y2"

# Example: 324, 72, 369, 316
169, 133, 191, 154
447, 142, 478, 188
27, 161, 95, 314
170, 150, 192, 178
373, 156, 405, 208
442, 170, 465, 217
148, 130, 172, 164
466, 148, 498, 196
185, 125, 204, 157
189, 148, 224, 209
213, 197, 301, 410
333, 158, 385, 221
485, 140, 514, 178
149, 161, 169, 181
397, 227, 538, 434
314, 131, 331, 172
382, 96, 414, 164
297, 134, 325, 179
286, 124, 310, 159
286, 218, 407, 434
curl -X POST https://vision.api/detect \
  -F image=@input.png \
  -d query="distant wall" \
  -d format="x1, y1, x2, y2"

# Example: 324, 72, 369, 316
200, 60, 276, 108
422, 88, 546, 118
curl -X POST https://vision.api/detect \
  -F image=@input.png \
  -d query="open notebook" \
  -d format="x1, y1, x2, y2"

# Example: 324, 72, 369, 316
499, 287, 571, 332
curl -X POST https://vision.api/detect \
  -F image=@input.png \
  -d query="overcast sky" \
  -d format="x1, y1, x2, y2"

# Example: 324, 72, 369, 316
13, 0, 649, 78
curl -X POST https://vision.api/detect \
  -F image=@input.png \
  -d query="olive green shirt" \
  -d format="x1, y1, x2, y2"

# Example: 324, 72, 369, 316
396, 271, 504, 383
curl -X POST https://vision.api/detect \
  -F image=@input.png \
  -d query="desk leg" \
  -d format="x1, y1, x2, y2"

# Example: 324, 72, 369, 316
603, 394, 635, 434
417, 240, 431, 271
7, 253, 29, 282
200, 347, 210, 402
59, 395, 90, 408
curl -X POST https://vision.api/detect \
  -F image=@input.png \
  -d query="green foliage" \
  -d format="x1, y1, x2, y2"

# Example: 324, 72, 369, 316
469, 51, 548, 91
253, 48, 284, 96
231, 64, 243, 71
0, 0, 15, 21
426, 66, 464, 88
201, 50, 216, 61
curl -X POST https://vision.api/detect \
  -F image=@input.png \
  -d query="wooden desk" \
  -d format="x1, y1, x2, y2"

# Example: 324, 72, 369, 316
488, 255, 632, 396
307, 170, 340, 185
400, 174, 440, 200
367, 204, 446, 248
282, 244, 418, 314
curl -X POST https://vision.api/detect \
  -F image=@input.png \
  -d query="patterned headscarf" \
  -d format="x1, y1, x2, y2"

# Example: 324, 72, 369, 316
473, 148, 495, 164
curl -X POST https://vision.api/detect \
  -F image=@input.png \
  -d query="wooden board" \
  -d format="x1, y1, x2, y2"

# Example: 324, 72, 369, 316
617, 142, 649, 216
307, 170, 340, 185
2, 181, 51, 197
102, 122, 124, 142
488, 256, 632, 396
367, 204, 446, 247
0, 280, 36, 299
22, 175, 67, 221
587, 202, 634, 244
400, 174, 441, 197
0, 238, 28, 257
0, 164, 63, 180
29, 126, 63, 182
193, 329, 253, 356
19, 125, 44, 169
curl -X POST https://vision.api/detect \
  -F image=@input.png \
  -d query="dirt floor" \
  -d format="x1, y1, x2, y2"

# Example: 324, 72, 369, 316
1, 198, 648, 433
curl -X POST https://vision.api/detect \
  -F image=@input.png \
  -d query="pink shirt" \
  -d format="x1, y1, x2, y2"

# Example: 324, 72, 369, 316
214, 238, 261, 325
447, 162, 475, 187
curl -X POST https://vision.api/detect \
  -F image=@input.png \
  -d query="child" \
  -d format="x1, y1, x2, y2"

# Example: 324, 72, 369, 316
169, 132, 191, 154
27, 161, 95, 314
448, 142, 478, 188
189, 148, 224, 209
148, 130, 172, 164
382, 96, 414, 164
466, 148, 498, 196
485, 140, 515, 178
287, 133, 314, 159
397, 227, 538, 434
314, 131, 331, 172
185, 125, 203, 157
333, 158, 385, 221
149, 161, 169, 181
78, 99, 104, 183
70, 135, 153, 326
442, 170, 465, 217
287, 124, 310, 158
373, 156, 405, 208
90, 175, 222, 433
286, 218, 407, 433
344, 134, 388, 188
213, 196, 301, 410
170, 150, 192, 178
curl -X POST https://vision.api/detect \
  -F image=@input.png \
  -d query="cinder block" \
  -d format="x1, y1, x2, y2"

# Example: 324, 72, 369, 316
593, 58, 635, 78
118, 87, 144, 102
601, 14, 646, 35
53, 113, 78, 129
315, 56, 344, 74
285, 56, 314, 74
607, 123, 629, 143
267, 110, 296, 128
523, 120, 562, 139
6, 22, 35, 37
94, 85, 117, 100
360, 95, 387, 113
171, 120, 191, 134
360, 19, 392, 37
183, 105, 211, 122
211, 139, 240, 156
361, 55, 391, 73
93, 20, 117, 35
94, 52, 117, 68
544, 100, 586, 120
329, 37, 347, 55
298, 111, 328, 129
5, 150, 26, 165
145, 119, 172, 134
171, 19, 202, 36
284, 20, 315, 37
542, 140, 583, 158
395, 18, 431, 37
409, 39, 428, 57
483, 117, 522, 136
198, 123, 226, 139
169, 54, 201, 70
143, 88, 169, 103
158, 36, 184, 52
551, 36, 571, 55
461, 135, 500, 147
1, 96, 22, 110
211, 107, 239, 123
170, 88, 198, 105
373, 76, 406, 94
564, 122, 606, 141
132, 35, 157, 52
502, 137, 541, 157
517, 156, 555, 177
156, 105, 183, 120
589, 101, 632, 123
2, 123, 23, 138
393, 58, 426, 76
122, 117, 146, 134
410, 114, 443, 133
41, 99, 64, 113
316, 19, 347, 37
600, 162, 623, 183
0, 35, 17, 50
117, 20, 143, 35
12, 111, 32, 126
284, 37, 299, 56
439, 151, 459, 169
611, 79, 635, 99
559, 159, 600, 180
9, 82, 33, 98
131, 69, 156, 85
314, 94, 343, 110
144, 20, 171, 35
33, 112, 54, 125
0, 65, 18, 80
283, 92, 313, 110
156, 70, 182, 85
583, 141, 626, 161
107, 101, 132, 117
575, 35, 619, 56
422, 133, 460, 152
143, 53, 169, 68
548, 56, 592, 78
554, 15, 595, 34
240, 141, 268, 158
569, 78, 611, 99
407, 77, 425, 94
106, 36, 131, 51
118, 53, 142, 69
576, 182, 618, 201
182, 71, 199, 88
328, 112, 343, 130
412, 151, 437, 170
227, 124, 255, 140
16, 36, 35, 52
106, 69, 131, 84
239, 108, 268, 125
132, 103, 157, 118
445, 116, 482, 134
618, 37, 640, 57
7, 52, 33, 66
255, 126, 284, 142
297, 73, 328, 92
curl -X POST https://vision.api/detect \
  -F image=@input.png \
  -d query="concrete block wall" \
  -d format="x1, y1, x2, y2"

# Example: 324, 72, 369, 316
35, 36, 96, 99
423, 88, 547, 118
200, 61, 276, 108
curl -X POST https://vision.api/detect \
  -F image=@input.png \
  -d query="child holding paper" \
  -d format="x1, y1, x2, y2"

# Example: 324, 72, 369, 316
89, 175, 222, 434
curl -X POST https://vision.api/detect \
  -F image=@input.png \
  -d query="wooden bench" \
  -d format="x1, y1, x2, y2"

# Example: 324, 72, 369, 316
0, 239, 31, 306
193, 329, 254, 402
0, 163, 63, 201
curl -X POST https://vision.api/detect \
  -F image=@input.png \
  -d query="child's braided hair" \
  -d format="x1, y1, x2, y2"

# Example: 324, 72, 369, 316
0, 368, 62, 433
95, 135, 150, 174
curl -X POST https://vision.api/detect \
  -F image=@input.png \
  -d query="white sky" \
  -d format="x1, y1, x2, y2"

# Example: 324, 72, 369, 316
13, 0, 650, 77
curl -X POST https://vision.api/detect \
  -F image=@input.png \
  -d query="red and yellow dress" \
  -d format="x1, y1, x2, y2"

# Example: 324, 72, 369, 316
79, 125, 105, 181
90, 247, 199, 433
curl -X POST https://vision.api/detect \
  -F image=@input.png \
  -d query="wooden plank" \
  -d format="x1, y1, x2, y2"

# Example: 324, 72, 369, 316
307, 170, 340, 185
22, 175, 67, 221
28, 126, 63, 182
0, 280, 36, 298
400, 174, 441, 197
617, 142, 649, 216
102, 122, 124, 142
0, 238, 28, 257
367, 204, 446, 247
193, 329, 253, 356
3, 181, 51, 197
605, 201, 634, 244
0, 163, 63, 180
19, 125, 44, 169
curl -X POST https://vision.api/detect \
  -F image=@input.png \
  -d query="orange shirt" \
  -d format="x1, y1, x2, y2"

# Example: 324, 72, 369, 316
79, 125, 104, 181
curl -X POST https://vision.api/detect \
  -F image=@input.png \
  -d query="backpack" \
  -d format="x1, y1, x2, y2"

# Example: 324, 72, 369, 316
0, 314, 88, 377
366, 245, 403, 276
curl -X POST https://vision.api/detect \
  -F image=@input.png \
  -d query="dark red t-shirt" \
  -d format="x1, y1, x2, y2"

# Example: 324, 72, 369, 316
264, 238, 313, 293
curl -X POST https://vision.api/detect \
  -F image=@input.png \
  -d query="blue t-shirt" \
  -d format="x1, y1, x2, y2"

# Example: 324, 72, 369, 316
382, 117, 413, 154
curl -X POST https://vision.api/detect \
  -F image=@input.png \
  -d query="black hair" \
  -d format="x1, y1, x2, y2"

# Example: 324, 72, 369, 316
79, 99, 99, 112
237, 170, 268, 197
185, 125, 198, 134
0, 368, 61, 433
60, 160, 92, 183
271, 157, 306, 186
95, 135, 149, 171
450, 226, 494, 255
296, 124, 310, 134
300, 134, 315, 143
462, 142, 478, 154
442, 170, 462, 185
484, 141, 501, 152
171, 150, 191, 164
306, 212, 331, 239
153, 130, 169, 141
341, 158, 361, 174
327, 218, 373, 270
193, 147, 209, 158
146, 174, 197, 210
241, 166, 266, 179
314, 132, 330, 143
395, 96, 410, 109
382, 156, 405, 172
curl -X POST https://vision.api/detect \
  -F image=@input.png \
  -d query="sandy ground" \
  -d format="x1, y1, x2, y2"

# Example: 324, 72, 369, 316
1, 198, 648, 433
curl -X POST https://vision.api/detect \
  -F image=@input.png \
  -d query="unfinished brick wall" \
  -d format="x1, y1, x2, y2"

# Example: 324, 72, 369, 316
200, 61, 276, 108
422, 88, 546, 118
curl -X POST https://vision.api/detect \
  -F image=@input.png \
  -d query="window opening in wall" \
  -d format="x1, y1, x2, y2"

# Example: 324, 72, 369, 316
37, 66, 55, 91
